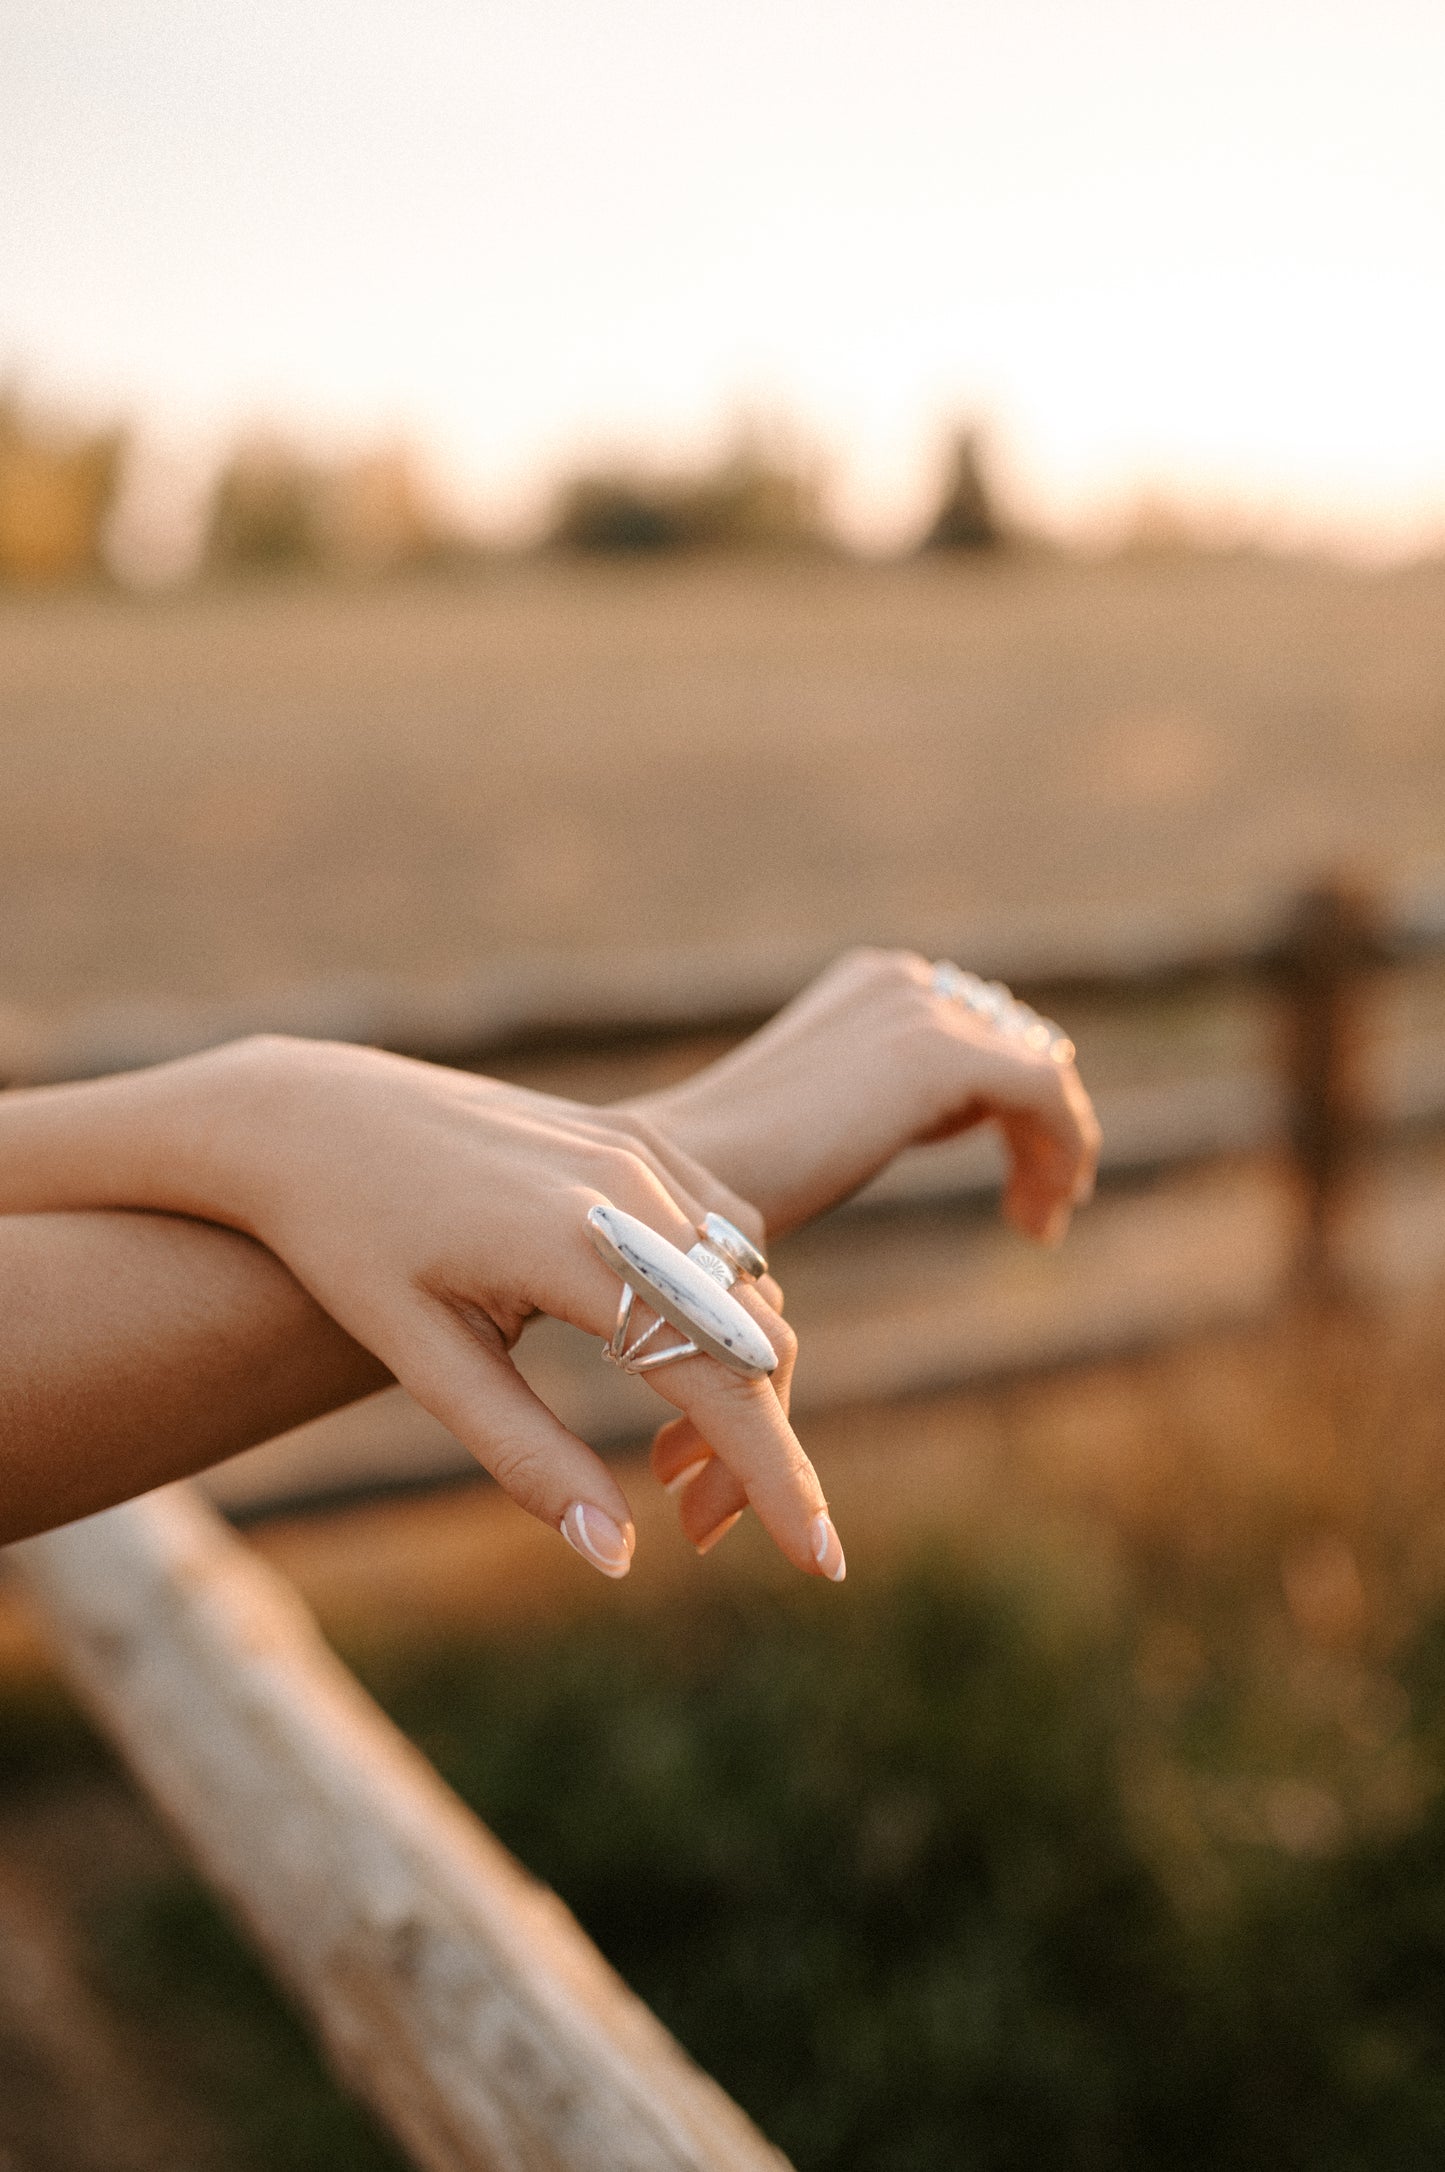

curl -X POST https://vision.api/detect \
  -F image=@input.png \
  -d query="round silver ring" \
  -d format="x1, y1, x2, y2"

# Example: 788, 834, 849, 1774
586, 1203, 778, 1380
931, 960, 1075, 1067
696, 1211, 768, 1280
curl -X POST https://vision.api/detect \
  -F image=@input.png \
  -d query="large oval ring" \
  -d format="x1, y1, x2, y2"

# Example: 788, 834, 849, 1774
587, 1204, 778, 1380
931, 960, 1075, 1067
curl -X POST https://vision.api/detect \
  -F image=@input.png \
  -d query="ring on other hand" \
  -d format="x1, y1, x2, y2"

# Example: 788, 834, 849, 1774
931, 960, 1076, 1067
587, 1203, 778, 1380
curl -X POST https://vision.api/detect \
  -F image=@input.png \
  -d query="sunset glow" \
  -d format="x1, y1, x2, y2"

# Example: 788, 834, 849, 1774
4, 0, 1444, 553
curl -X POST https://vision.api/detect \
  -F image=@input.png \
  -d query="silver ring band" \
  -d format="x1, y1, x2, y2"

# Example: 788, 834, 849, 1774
695, 1211, 768, 1280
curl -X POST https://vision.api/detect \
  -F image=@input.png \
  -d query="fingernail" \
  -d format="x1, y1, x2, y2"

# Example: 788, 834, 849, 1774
561, 1502, 632, 1579
1073, 1173, 1096, 1207
664, 1456, 711, 1498
809, 1511, 847, 1583
1041, 1205, 1071, 1247
694, 1510, 743, 1556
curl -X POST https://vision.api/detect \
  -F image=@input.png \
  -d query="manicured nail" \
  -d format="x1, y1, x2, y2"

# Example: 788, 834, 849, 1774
664, 1456, 711, 1498
561, 1502, 632, 1579
809, 1511, 847, 1583
695, 1510, 743, 1556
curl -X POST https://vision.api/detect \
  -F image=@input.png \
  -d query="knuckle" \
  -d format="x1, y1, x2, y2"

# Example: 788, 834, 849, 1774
699, 1365, 772, 1414
606, 1109, 663, 1159
832, 944, 904, 995
485, 1431, 553, 1508
846, 943, 930, 988
582, 1139, 650, 1192
892, 947, 935, 986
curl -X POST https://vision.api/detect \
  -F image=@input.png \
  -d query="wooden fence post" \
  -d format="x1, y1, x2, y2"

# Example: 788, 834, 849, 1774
1278, 877, 1382, 1295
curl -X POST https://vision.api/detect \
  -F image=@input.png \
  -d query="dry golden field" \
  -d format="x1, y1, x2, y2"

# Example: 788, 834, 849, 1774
2, 553, 1445, 1030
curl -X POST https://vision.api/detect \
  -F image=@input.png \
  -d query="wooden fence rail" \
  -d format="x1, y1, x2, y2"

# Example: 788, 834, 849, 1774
7, 873, 1442, 1306
6, 875, 1443, 1088
9, 1486, 791, 2172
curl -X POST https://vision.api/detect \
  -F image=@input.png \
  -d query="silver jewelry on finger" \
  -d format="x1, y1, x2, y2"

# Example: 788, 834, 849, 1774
586, 1203, 778, 1380
691, 1211, 768, 1282
931, 960, 1075, 1067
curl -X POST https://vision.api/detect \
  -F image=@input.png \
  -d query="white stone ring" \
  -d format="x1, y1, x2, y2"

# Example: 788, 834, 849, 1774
586, 1203, 778, 1380
931, 961, 1076, 1067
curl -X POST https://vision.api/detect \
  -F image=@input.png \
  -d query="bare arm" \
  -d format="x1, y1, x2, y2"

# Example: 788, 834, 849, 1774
0, 1045, 814, 1575
0, 1210, 389, 1544
0, 950, 1098, 1561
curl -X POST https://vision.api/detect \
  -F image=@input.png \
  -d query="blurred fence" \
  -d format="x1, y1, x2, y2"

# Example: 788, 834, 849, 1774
7, 874, 1445, 2167
6, 868, 1443, 1301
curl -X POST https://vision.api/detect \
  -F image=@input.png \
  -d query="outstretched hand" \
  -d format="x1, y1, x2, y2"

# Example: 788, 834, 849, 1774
629, 947, 1100, 1241
626, 948, 1101, 1553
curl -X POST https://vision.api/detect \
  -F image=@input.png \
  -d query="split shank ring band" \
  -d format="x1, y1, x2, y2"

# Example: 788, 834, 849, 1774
587, 1204, 778, 1380
932, 961, 1075, 1067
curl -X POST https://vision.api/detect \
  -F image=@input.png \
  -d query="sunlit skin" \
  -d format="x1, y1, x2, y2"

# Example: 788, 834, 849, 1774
0, 951, 1098, 1571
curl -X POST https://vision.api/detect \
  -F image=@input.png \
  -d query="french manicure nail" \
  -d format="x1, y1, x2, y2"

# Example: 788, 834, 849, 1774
561, 1501, 632, 1579
664, 1456, 711, 1498
694, 1510, 743, 1556
809, 1511, 847, 1583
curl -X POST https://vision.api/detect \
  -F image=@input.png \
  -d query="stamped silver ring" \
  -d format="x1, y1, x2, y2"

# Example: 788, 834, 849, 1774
931, 960, 1075, 1067
587, 1203, 778, 1380
690, 1211, 768, 1284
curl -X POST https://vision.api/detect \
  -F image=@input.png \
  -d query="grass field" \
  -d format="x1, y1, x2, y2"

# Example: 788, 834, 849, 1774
3, 553, 1445, 1027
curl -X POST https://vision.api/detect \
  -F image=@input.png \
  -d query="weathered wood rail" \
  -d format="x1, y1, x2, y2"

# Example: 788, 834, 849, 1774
8, 1486, 791, 2172
6, 872, 1445, 2164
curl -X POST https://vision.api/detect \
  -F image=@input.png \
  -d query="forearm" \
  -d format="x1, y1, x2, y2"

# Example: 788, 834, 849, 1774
0, 1210, 389, 1544
0, 1047, 270, 1229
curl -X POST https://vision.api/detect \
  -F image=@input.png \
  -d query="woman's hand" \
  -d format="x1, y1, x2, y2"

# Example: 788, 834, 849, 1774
0, 1039, 836, 1581
627, 947, 1101, 1242
624, 948, 1100, 1552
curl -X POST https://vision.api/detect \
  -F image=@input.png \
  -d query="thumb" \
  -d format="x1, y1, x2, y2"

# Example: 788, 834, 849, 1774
396, 1296, 637, 1579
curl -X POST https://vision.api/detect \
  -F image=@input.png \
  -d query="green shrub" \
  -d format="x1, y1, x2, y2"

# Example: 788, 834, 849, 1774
358, 1561, 1445, 2170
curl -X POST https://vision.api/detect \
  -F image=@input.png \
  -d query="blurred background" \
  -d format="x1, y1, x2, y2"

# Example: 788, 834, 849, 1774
5, 3, 1445, 2167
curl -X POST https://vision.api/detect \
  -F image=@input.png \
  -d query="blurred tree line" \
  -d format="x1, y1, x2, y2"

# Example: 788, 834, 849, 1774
0, 383, 1010, 588
0, 386, 125, 583
204, 432, 464, 578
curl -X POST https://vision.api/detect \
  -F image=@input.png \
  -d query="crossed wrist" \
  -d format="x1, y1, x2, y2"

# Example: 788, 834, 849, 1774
14, 1034, 326, 1239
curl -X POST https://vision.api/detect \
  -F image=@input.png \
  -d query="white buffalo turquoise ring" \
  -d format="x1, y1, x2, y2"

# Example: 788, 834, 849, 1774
586, 1203, 778, 1380
931, 961, 1076, 1068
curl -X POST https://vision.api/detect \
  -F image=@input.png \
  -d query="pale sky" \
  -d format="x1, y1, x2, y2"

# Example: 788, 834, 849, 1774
4, 0, 1445, 552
